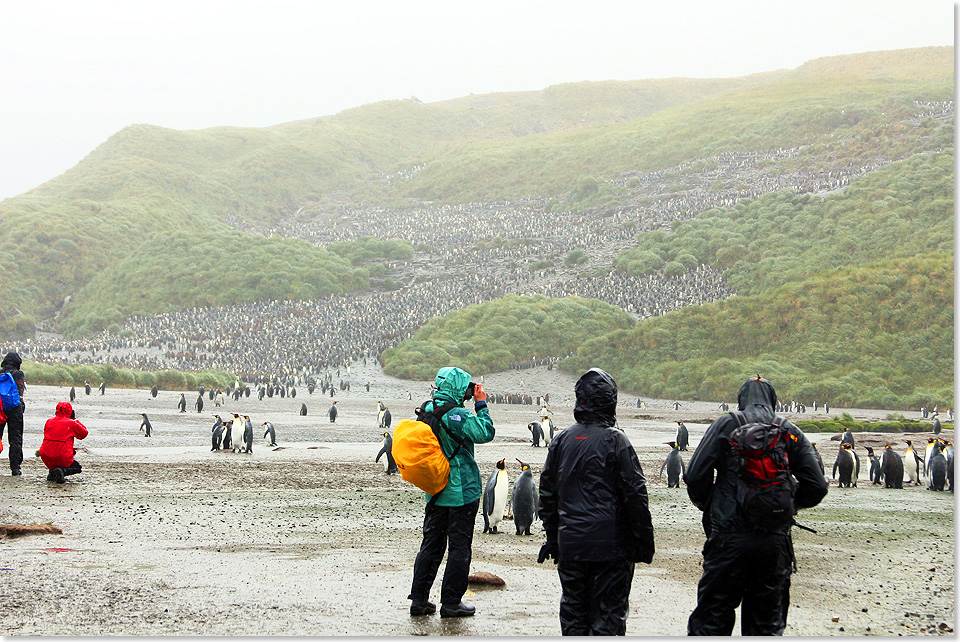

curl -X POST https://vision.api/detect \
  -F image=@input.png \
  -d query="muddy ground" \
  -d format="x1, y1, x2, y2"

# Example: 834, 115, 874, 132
0, 364, 953, 636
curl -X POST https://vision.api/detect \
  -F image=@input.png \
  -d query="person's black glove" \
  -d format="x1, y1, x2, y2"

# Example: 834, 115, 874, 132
537, 542, 559, 564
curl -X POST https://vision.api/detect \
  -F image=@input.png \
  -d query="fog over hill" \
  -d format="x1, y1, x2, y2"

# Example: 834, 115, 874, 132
1, 47, 953, 407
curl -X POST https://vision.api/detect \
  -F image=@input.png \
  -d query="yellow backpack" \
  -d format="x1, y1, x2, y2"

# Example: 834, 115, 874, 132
393, 401, 464, 502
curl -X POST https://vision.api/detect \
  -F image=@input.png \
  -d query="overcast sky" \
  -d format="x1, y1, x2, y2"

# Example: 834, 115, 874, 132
0, 0, 953, 200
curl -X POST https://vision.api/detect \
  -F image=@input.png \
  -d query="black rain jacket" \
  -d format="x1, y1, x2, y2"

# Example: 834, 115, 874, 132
0, 351, 25, 400
539, 369, 655, 563
685, 378, 828, 534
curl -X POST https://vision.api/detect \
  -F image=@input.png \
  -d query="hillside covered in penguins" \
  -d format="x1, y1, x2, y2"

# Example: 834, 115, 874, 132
0, 46, 953, 409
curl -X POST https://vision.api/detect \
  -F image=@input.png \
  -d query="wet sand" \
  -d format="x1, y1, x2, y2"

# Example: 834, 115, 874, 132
0, 364, 953, 636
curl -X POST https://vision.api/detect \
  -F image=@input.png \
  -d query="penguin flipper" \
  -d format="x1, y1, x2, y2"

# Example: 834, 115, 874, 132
376, 446, 386, 463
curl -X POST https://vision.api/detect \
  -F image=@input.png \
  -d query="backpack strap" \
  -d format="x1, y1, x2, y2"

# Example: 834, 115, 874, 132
423, 401, 467, 459
417, 400, 467, 507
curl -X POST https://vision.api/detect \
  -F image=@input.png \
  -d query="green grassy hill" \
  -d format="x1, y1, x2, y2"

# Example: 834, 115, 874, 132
0, 45, 953, 412
564, 253, 953, 409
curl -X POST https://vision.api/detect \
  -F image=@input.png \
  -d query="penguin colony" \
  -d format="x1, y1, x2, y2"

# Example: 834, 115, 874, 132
182, 381, 952, 524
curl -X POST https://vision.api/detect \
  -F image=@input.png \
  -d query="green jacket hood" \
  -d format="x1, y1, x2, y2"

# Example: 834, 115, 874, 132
434, 367, 471, 406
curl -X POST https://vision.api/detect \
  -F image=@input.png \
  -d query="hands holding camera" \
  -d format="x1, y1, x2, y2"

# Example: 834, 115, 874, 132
472, 382, 487, 403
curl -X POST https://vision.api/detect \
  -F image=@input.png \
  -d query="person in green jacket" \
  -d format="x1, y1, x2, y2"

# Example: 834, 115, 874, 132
409, 366, 495, 618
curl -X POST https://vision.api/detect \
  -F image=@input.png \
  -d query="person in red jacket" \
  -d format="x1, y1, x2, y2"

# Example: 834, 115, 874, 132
39, 402, 88, 483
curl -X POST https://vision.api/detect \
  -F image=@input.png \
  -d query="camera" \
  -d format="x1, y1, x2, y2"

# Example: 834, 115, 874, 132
463, 382, 476, 401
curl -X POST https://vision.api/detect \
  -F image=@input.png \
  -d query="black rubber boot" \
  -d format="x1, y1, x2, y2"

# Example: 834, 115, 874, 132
409, 600, 436, 616
440, 602, 475, 618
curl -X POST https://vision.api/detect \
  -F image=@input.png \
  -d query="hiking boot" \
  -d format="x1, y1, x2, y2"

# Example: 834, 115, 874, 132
409, 600, 436, 616
11, 468, 21, 476
46, 469, 57, 482
440, 602, 475, 618
53, 468, 66, 484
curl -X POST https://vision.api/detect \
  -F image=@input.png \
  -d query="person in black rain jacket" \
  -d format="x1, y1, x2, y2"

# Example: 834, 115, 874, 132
685, 377, 828, 636
538, 368, 655, 636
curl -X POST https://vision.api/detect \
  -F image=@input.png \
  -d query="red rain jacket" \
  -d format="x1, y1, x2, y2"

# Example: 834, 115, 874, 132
39, 402, 88, 469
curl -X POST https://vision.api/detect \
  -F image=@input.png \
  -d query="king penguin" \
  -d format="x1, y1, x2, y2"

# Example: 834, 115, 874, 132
243, 415, 254, 454
222, 419, 234, 450
904, 440, 923, 486
942, 440, 954, 492
511, 459, 538, 535
864, 446, 882, 485
881, 444, 904, 489
833, 443, 858, 488
482, 459, 508, 534
376, 432, 399, 475
327, 402, 336, 422
840, 428, 856, 449
927, 440, 947, 491
211, 415, 224, 451
262, 421, 277, 447
230, 414, 243, 452
924, 438, 938, 486
527, 421, 544, 447
675, 422, 689, 451
541, 415, 554, 446
659, 441, 685, 488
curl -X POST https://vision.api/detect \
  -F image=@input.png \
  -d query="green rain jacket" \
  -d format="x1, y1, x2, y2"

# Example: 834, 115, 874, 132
424, 367, 496, 507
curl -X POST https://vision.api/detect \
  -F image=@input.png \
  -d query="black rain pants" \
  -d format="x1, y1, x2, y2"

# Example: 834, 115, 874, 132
0, 403, 24, 472
409, 499, 479, 606
687, 530, 793, 636
557, 559, 635, 636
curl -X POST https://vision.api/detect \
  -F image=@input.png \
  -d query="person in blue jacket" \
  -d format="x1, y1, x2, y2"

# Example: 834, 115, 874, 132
408, 366, 495, 619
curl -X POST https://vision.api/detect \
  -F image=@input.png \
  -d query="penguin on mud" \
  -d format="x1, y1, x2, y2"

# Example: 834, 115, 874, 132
840, 428, 856, 449
833, 443, 859, 488
211, 415, 224, 451
812, 443, 826, 477
924, 438, 939, 486
151, 384, 158, 399
327, 402, 337, 422
381, 407, 392, 431
376, 432, 398, 475
942, 440, 954, 492
178, 394, 187, 413
864, 446, 882, 485
222, 419, 234, 450
69, 387, 76, 403
881, 444, 904, 489
228, 414, 244, 452
139, 413, 152, 438
511, 459, 538, 535
540, 414, 555, 446
659, 441, 685, 488
262, 421, 277, 447
482, 459, 508, 534
243, 415, 254, 454
675, 422, 689, 451
932, 414, 941, 435
904, 440, 924, 486
927, 440, 947, 491
527, 421, 544, 447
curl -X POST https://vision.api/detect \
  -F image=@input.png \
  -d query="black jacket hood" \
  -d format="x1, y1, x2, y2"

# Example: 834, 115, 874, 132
737, 377, 777, 423
573, 368, 617, 426
1, 351, 22, 371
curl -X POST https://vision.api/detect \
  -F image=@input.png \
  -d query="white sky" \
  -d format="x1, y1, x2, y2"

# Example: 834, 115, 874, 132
0, 0, 954, 200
